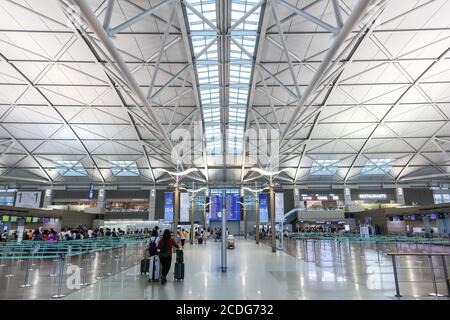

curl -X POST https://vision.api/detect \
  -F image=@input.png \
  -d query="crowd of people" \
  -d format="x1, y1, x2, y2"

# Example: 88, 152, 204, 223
1, 224, 220, 243
0, 226, 132, 242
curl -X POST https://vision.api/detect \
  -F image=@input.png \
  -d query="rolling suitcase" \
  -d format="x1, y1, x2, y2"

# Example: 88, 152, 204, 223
174, 262, 184, 281
149, 255, 160, 281
176, 249, 183, 263
140, 258, 150, 274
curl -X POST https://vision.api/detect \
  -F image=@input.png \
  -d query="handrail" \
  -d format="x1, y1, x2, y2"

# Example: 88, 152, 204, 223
387, 252, 448, 256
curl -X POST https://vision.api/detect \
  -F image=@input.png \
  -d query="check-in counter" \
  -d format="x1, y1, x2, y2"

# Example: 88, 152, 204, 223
297, 209, 345, 220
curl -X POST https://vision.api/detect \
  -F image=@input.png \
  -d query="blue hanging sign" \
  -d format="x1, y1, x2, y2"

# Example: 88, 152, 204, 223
88, 184, 94, 200
164, 192, 174, 222
259, 193, 269, 223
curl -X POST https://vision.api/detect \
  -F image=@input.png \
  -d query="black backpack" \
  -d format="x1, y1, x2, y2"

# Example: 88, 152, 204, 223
149, 239, 157, 257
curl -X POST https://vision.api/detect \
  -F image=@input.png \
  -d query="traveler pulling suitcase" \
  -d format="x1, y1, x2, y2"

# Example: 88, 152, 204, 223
140, 258, 150, 274
149, 255, 160, 281
174, 249, 184, 281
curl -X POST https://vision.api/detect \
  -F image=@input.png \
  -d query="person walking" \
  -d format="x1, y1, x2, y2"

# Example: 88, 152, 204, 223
180, 228, 186, 248
157, 229, 180, 284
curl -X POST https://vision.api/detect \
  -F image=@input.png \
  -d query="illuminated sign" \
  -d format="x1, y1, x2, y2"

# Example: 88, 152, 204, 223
358, 194, 387, 199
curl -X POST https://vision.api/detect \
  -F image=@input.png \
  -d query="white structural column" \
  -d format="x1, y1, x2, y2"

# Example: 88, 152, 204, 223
97, 188, 106, 212
293, 188, 302, 208
445, 216, 450, 236
43, 189, 53, 208
396, 187, 405, 206
148, 189, 156, 221
344, 187, 352, 205
437, 217, 445, 234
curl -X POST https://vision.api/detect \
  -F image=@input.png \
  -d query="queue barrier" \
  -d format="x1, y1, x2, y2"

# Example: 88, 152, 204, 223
387, 252, 450, 298
0, 235, 149, 298
286, 232, 450, 247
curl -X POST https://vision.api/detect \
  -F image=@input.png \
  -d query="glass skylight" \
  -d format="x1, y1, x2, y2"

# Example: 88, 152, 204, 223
361, 159, 395, 175
185, 0, 221, 155
228, 0, 261, 154
310, 160, 340, 176
110, 160, 140, 176
54, 160, 87, 177
185, 0, 262, 156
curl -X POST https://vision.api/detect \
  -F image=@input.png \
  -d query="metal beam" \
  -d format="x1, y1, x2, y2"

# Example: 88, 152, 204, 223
72, 0, 177, 162
277, 0, 339, 34
280, 0, 372, 144
108, 0, 174, 36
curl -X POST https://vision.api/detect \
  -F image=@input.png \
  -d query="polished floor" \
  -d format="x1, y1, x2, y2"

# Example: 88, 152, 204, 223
61, 238, 450, 300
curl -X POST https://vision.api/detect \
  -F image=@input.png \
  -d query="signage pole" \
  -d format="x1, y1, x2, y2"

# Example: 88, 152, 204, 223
243, 204, 247, 240
203, 189, 207, 231
269, 177, 276, 253
221, 189, 227, 272
255, 182, 260, 245
190, 193, 195, 244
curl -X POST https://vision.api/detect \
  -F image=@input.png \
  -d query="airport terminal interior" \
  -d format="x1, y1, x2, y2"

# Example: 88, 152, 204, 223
0, 0, 450, 301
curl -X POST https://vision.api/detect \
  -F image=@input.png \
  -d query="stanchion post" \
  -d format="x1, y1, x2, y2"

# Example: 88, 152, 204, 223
4, 253, 14, 278
441, 255, 450, 297
391, 255, 402, 297
80, 256, 89, 287
0, 250, 5, 267
50, 257, 58, 277
51, 254, 66, 298
428, 255, 440, 297
19, 256, 32, 288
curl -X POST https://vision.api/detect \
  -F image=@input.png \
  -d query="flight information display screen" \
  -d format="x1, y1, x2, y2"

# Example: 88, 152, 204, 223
226, 193, 241, 220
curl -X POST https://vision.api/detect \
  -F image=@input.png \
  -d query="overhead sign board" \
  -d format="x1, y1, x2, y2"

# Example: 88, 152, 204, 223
15, 191, 42, 209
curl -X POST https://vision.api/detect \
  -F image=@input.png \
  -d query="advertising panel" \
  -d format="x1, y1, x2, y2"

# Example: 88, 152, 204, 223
180, 192, 190, 222
164, 192, 174, 222
275, 193, 284, 223
259, 193, 269, 223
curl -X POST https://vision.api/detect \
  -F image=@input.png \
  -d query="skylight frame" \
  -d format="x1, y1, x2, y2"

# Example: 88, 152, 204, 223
109, 160, 140, 177
185, 0, 221, 155
54, 160, 87, 177
309, 159, 340, 176
227, 0, 262, 155
361, 158, 395, 175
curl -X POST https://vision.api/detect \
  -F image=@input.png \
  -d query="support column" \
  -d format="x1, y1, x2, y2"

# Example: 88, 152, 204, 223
255, 193, 260, 244
221, 189, 227, 272
43, 189, 53, 208
148, 189, 156, 221
396, 187, 405, 206
269, 183, 276, 253
344, 187, 352, 205
173, 185, 180, 234
437, 218, 445, 234
190, 192, 195, 245
293, 187, 302, 208
243, 205, 247, 240
445, 215, 450, 236
97, 188, 106, 213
